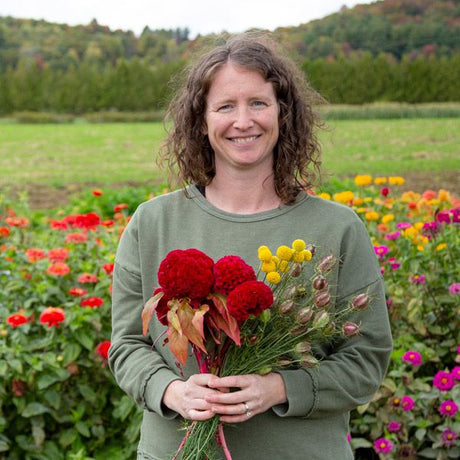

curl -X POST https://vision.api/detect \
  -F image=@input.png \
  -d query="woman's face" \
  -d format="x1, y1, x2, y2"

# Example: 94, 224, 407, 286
203, 62, 279, 176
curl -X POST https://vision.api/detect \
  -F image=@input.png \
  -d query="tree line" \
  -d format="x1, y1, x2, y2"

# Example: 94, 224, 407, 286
0, 52, 458, 114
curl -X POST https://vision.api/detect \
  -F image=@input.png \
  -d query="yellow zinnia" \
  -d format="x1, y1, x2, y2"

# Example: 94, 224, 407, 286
436, 243, 447, 251
365, 211, 380, 221
333, 191, 354, 204
381, 214, 395, 224
317, 192, 331, 200
354, 174, 373, 186
374, 177, 387, 185
388, 176, 405, 185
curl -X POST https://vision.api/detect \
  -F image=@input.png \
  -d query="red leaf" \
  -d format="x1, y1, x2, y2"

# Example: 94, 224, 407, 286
207, 294, 241, 346
141, 290, 164, 335
176, 301, 207, 354
167, 325, 189, 365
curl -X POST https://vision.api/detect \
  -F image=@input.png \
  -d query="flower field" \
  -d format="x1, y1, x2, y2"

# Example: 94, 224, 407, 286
1, 177, 459, 459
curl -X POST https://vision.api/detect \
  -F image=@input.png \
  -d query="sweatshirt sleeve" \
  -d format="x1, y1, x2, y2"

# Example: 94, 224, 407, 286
108, 211, 182, 418
274, 218, 393, 419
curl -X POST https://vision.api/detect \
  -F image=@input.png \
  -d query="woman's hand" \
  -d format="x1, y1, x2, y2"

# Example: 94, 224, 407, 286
163, 374, 224, 421
205, 372, 287, 423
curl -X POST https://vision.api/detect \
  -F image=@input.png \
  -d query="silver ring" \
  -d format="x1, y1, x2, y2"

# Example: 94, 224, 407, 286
244, 402, 252, 417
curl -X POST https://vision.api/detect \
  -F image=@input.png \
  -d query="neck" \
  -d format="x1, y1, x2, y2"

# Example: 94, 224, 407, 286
205, 170, 282, 214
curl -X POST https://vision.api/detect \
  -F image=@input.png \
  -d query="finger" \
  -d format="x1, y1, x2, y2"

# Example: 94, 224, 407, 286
186, 409, 216, 421
210, 401, 247, 416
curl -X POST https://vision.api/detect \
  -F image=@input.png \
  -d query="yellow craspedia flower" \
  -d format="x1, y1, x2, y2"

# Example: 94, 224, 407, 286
292, 239, 306, 252
374, 177, 387, 185
261, 260, 277, 273
272, 256, 280, 265
292, 252, 304, 263
258, 246, 273, 262
388, 176, 405, 185
354, 174, 373, 186
436, 243, 447, 251
353, 197, 364, 206
278, 260, 290, 272
438, 189, 451, 202
276, 245, 294, 261
365, 211, 380, 221
266, 271, 281, 284
381, 214, 395, 224
302, 250, 312, 261
317, 192, 331, 200
333, 191, 354, 204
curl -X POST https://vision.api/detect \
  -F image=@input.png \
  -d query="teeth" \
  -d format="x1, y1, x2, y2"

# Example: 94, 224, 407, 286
232, 136, 258, 143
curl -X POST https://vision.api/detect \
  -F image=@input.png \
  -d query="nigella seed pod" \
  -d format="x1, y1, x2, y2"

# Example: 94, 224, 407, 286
352, 293, 370, 310
312, 275, 328, 291
279, 299, 295, 315
283, 285, 297, 299
291, 264, 302, 277
317, 254, 336, 273
313, 310, 330, 328
294, 341, 312, 354
343, 321, 360, 337
247, 335, 259, 344
301, 355, 319, 368
278, 357, 293, 368
291, 324, 308, 336
314, 291, 331, 308
297, 307, 313, 324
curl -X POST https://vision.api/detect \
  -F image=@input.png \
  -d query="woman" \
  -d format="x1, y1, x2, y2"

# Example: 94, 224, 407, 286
109, 33, 392, 459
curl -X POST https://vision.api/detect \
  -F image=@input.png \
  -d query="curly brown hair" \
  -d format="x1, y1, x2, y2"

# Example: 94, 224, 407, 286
159, 32, 325, 204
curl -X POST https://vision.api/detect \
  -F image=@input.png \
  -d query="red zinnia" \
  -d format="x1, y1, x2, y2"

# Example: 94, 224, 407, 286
158, 248, 214, 301
103, 263, 114, 275
80, 297, 104, 308
92, 189, 103, 196
7, 313, 29, 328
226, 280, 274, 322
78, 273, 98, 283
213, 255, 256, 295
75, 212, 101, 229
26, 248, 46, 262
0, 226, 11, 237
48, 247, 69, 262
39, 307, 65, 327
69, 287, 87, 297
113, 203, 128, 213
96, 340, 111, 359
65, 233, 88, 243
47, 262, 71, 276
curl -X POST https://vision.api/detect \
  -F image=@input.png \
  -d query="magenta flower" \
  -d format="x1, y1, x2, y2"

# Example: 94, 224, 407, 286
374, 245, 389, 259
439, 400, 458, 417
410, 274, 426, 285
387, 421, 402, 432
442, 429, 458, 447
436, 210, 452, 224
401, 395, 415, 411
388, 257, 401, 270
452, 366, 460, 380
433, 371, 456, 391
449, 283, 460, 295
397, 222, 412, 230
385, 231, 401, 241
374, 437, 394, 454
451, 208, 460, 223
402, 350, 422, 366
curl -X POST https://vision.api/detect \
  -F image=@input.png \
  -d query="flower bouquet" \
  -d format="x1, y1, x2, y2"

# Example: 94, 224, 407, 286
141, 239, 370, 460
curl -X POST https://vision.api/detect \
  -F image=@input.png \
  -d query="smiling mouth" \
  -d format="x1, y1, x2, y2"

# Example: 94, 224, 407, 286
230, 135, 260, 144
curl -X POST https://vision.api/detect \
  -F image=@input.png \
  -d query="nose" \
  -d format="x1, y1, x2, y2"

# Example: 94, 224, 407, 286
233, 107, 254, 130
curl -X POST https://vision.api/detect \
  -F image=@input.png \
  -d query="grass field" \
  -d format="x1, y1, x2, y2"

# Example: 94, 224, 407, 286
1, 118, 459, 207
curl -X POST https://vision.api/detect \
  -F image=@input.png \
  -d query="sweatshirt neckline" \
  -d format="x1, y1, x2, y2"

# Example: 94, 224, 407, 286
187, 184, 310, 222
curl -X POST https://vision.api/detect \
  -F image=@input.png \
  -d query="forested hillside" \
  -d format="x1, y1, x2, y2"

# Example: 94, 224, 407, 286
0, 0, 458, 112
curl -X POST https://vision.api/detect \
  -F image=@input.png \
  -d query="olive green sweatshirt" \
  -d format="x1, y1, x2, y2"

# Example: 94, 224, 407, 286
109, 185, 392, 459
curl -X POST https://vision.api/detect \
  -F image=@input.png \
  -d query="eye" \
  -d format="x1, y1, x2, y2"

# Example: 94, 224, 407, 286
217, 104, 233, 112
251, 100, 267, 108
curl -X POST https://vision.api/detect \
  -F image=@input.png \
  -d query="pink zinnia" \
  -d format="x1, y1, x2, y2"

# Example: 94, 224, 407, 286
374, 437, 393, 454
410, 274, 426, 285
402, 350, 422, 366
401, 396, 415, 411
397, 222, 412, 230
433, 371, 456, 391
374, 245, 389, 259
388, 421, 402, 432
439, 400, 458, 418
449, 283, 460, 295
442, 429, 458, 447
451, 366, 460, 380
384, 231, 401, 241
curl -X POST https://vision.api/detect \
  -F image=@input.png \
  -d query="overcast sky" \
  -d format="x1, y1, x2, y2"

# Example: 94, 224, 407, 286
1, 0, 367, 37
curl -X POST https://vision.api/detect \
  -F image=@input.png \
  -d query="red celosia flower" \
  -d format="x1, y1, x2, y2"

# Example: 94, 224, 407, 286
0, 226, 11, 237
113, 203, 128, 213
69, 287, 87, 297
26, 248, 46, 262
80, 296, 104, 308
158, 248, 214, 301
103, 263, 114, 275
78, 273, 98, 283
47, 262, 71, 276
226, 280, 274, 322
213, 255, 257, 295
65, 233, 88, 243
48, 247, 69, 262
96, 340, 111, 359
75, 212, 101, 229
7, 313, 28, 328
39, 307, 65, 327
